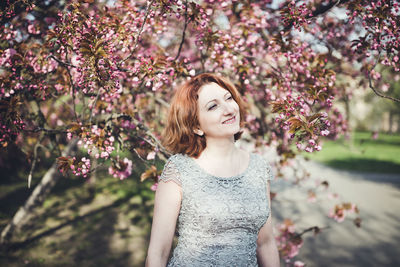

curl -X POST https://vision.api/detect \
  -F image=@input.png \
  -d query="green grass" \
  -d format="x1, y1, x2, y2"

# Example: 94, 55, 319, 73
304, 131, 400, 174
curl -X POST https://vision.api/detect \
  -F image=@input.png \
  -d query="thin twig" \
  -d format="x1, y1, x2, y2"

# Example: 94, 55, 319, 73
368, 52, 400, 103
89, 88, 102, 124
293, 225, 330, 240
119, 0, 155, 64
174, 0, 189, 61
133, 148, 147, 162
134, 118, 170, 156
104, 113, 170, 157
47, 54, 78, 68
24, 127, 68, 134
368, 75, 400, 103
47, 54, 78, 120
65, 68, 79, 121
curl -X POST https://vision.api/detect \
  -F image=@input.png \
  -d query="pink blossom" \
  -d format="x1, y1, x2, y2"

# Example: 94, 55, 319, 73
147, 151, 156, 160
296, 143, 304, 150
321, 129, 330, 136
109, 158, 133, 180
294, 261, 305, 267
150, 183, 158, 191
0, 48, 17, 66
381, 83, 390, 92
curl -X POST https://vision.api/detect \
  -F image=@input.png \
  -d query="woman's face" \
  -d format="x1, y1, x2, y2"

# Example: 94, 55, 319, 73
195, 82, 240, 139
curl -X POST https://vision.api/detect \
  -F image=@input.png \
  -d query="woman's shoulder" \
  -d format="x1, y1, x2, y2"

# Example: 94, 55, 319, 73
159, 153, 188, 185
250, 152, 269, 163
166, 153, 187, 164
249, 152, 272, 170
250, 152, 274, 181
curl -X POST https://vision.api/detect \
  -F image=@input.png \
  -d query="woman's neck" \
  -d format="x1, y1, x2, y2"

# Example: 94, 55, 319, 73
199, 136, 237, 160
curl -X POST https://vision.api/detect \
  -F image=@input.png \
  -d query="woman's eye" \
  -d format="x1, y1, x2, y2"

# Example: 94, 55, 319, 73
208, 104, 217, 111
227, 95, 233, 100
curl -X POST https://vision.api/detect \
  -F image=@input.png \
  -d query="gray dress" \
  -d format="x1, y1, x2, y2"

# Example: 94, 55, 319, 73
159, 153, 274, 267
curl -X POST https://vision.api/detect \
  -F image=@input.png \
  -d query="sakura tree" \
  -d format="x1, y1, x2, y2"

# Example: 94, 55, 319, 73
1, 0, 399, 264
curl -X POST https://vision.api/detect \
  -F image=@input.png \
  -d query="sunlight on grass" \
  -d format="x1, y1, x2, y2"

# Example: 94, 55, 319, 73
304, 132, 400, 174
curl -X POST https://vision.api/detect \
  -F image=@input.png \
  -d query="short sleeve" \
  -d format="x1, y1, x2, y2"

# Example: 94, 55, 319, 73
265, 161, 274, 181
257, 154, 274, 182
159, 155, 182, 186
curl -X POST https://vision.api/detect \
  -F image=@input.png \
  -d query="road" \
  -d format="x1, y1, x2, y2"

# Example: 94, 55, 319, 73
271, 159, 400, 267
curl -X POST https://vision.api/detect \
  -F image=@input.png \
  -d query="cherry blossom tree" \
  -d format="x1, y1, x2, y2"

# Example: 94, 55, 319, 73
1, 0, 399, 264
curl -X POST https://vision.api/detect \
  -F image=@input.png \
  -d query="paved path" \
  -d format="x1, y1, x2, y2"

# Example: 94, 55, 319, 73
271, 159, 400, 267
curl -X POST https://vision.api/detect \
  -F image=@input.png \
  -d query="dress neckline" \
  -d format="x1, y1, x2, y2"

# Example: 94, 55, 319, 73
184, 153, 253, 179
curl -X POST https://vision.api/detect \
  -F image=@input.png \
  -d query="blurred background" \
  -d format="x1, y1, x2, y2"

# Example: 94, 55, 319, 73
1, 78, 399, 267
1, 0, 400, 266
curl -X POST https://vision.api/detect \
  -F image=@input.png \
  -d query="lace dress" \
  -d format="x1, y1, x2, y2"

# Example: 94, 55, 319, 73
159, 153, 274, 267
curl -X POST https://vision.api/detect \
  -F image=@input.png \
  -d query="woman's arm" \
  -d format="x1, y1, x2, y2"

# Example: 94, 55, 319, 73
145, 180, 182, 267
256, 181, 280, 267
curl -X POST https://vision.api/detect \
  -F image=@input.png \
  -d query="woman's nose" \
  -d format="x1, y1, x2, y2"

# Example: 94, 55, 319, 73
222, 102, 235, 114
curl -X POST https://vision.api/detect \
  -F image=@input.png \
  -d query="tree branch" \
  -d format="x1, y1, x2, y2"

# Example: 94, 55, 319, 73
368, 74, 400, 103
119, 0, 155, 65
104, 113, 170, 158
24, 127, 69, 134
294, 225, 330, 239
174, 0, 189, 61
65, 68, 79, 122
133, 148, 147, 162
27, 137, 45, 188
89, 88, 102, 124
47, 54, 78, 68
367, 52, 400, 103
283, 0, 351, 31
307, 0, 348, 18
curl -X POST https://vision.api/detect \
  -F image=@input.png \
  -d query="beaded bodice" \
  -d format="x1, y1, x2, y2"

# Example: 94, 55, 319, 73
159, 153, 274, 267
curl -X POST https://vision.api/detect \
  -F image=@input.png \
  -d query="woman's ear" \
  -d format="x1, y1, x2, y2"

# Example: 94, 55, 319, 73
194, 128, 204, 136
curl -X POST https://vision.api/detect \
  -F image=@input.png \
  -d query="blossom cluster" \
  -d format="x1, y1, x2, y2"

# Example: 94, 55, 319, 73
68, 125, 115, 160
69, 157, 91, 178
348, 1, 400, 72
108, 157, 133, 180
275, 219, 304, 263
281, 1, 312, 29
329, 202, 359, 223
0, 119, 25, 147
58, 156, 91, 178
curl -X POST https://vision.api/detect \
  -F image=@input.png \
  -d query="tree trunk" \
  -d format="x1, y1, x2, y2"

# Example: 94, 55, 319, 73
0, 139, 78, 245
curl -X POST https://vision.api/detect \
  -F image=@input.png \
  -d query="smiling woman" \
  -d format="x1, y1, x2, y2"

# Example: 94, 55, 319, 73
145, 73, 280, 267
161, 73, 247, 158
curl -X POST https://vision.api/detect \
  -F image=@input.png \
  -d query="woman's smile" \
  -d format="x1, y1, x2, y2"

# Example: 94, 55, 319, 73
222, 115, 236, 124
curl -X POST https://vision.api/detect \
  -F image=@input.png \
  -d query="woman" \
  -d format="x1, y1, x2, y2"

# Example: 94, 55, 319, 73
146, 73, 280, 267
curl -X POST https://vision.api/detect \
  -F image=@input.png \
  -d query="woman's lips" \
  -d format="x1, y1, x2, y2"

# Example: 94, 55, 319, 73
222, 116, 236, 124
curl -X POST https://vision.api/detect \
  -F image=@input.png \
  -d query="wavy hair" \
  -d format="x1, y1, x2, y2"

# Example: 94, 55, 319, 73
162, 73, 247, 158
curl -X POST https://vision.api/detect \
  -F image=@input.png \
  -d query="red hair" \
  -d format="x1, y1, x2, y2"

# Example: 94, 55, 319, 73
162, 73, 247, 158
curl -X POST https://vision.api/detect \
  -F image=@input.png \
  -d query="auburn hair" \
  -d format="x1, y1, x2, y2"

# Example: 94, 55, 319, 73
162, 73, 247, 158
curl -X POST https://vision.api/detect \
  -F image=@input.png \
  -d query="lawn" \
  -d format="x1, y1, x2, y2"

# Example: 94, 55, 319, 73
304, 131, 400, 174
